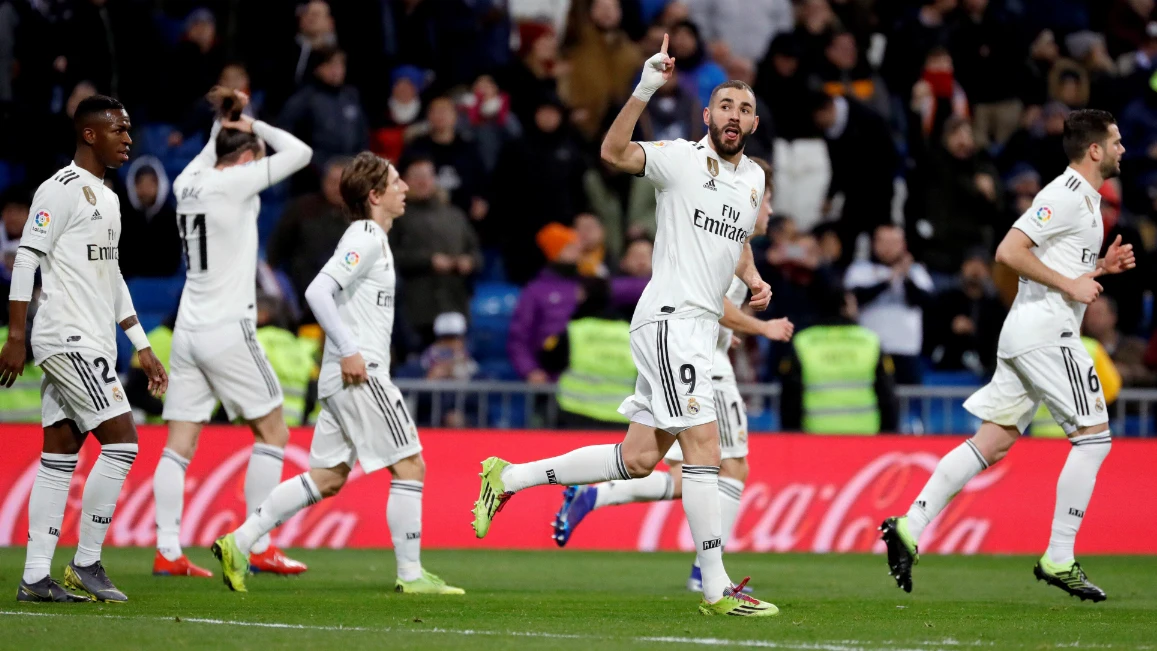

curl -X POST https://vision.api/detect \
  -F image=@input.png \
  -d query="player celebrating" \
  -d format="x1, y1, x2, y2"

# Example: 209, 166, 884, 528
1, 95, 168, 602
151, 88, 313, 578
550, 158, 794, 595
472, 36, 779, 616
210, 151, 464, 595
881, 110, 1133, 602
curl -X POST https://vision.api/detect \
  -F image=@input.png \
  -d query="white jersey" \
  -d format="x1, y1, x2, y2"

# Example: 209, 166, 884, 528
317, 220, 396, 398
999, 167, 1105, 358
172, 121, 311, 331
712, 276, 749, 381
631, 136, 765, 331
21, 163, 126, 363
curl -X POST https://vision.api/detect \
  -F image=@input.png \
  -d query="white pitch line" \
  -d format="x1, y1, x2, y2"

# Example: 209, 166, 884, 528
0, 611, 1144, 651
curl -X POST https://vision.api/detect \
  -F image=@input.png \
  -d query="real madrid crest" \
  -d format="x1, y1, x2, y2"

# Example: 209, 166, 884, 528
706, 158, 719, 177
687, 397, 700, 415
750, 188, 758, 208
83, 186, 97, 205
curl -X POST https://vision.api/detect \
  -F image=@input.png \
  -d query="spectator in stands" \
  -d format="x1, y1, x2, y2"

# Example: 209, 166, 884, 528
164, 8, 224, 123
391, 156, 483, 347
370, 65, 428, 164
686, 0, 793, 71
792, 0, 839, 71
1066, 31, 1121, 112
408, 96, 489, 222
636, 66, 704, 144
574, 213, 609, 278
880, 0, 957, 103
910, 47, 970, 140
909, 116, 1002, 276
813, 31, 890, 121
562, 0, 642, 141
668, 19, 725, 110
609, 235, 651, 313
119, 156, 181, 279
267, 157, 351, 319
0, 186, 29, 272
949, 0, 1025, 148
1116, 21, 1157, 83
844, 224, 934, 385
499, 22, 562, 126
463, 74, 523, 174
267, 0, 337, 113
1085, 296, 1156, 387
924, 249, 1004, 375
422, 312, 480, 381
507, 223, 583, 383
1000, 101, 1070, 181
171, 63, 260, 148
1106, 0, 1157, 58
761, 217, 841, 336
57, 0, 157, 110
1119, 70, 1157, 206
1022, 28, 1062, 107
279, 46, 370, 183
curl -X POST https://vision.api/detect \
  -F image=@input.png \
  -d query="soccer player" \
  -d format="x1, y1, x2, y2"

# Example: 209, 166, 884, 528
550, 158, 794, 595
1, 95, 168, 602
472, 36, 779, 616
210, 151, 464, 595
881, 109, 1134, 602
151, 88, 313, 578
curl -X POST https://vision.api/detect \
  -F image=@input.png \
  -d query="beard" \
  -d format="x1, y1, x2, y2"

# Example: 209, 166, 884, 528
708, 120, 751, 157
1100, 156, 1121, 180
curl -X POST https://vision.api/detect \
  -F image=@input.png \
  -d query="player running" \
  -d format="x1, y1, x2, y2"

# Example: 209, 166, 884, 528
472, 36, 779, 616
550, 157, 794, 594
211, 151, 463, 595
881, 109, 1133, 602
151, 88, 313, 578
1, 95, 168, 602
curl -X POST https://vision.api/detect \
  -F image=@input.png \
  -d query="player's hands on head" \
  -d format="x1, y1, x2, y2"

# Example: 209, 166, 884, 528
632, 33, 676, 101
764, 317, 794, 342
208, 86, 250, 114
1065, 272, 1103, 305
138, 348, 169, 398
0, 338, 26, 388
221, 114, 255, 134
341, 353, 368, 386
1100, 234, 1136, 275
748, 279, 772, 311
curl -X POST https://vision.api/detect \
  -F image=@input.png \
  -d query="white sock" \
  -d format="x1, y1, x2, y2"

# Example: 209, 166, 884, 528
75, 443, 137, 567
154, 448, 189, 561
500, 443, 632, 493
23, 453, 77, 583
245, 443, 285, 554
682, 465, 729, 601
388, 480, 423, 582
593, 472, 674, 509
718, 477, 744, 549
1047, 431, 1111, 565
906, 439, 987, 541
234, 473, 321, 554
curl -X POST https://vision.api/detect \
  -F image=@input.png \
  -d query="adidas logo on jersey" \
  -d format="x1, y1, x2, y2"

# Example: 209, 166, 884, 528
702, 179, 717, 191
90, 209, 102, 221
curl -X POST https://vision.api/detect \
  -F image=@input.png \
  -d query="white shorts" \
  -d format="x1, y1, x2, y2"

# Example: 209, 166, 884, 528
665, 375, 749, 462
40, 349, 131, 432
163, 321, 283, 423
309, 377, 422, 473
964, 345, 1109, 435
618, 318, 718, 435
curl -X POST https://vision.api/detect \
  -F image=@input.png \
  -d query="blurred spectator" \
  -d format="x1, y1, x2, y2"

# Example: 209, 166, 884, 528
119, 156, 181, 279
409, 96, 489, 222
267, 0, 337, 113
618, 235, 652, 278
792, 0, 840, 70
1106, 0, 1157, 58
267, 157, 351, 318
164, 9, 224, 123
422, 312, 480, 380
0, 186, 29, 271
390, 156, 483, 347
1048, 58, 1090, 109
492, 96, 588, 283
562, 0, 642, 140
463, 74, 523, 173
685, 0, 793, 69
1085, 296, 1156, 387
1095, 178, 1148, 335
814, 223, 844, 270
1022, 28, 1062, 106
509, 0, 571, 35
57, 0, 157, 110
814, 31, 890, 121
1000, 101, 1070, 181
507, 224, 583, 382
1116, 21, 1157, 82
636, 68, 704, 143
279, 46, 370, 183
910, 47, 969, 140
844, 224, 934, 385
761, 218, 841, 336
924, 250, 1004, 375
370, 65, 429, 164
1118, 70, 1157, 206
813, 94, 898, 261
909, 116, 1001, 276
880, 0, 957, 102
583, 158, 657, 257
500, 22, 562, 125
949, 0, 1025, 148
384, 0, 488, 88
574, 213, 609, 278
172, 63, 260, 148
667, 19, 726, 110
1066, 31, 1122, 111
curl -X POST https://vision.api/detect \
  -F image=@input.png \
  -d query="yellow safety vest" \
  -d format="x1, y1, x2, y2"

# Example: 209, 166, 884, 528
0, 326, 42, 423
133, 326, 173, 424
256, 326, 316, 427
556, 318, 635, 423
793, 325, 881, 435
1031, 337, 1121, 437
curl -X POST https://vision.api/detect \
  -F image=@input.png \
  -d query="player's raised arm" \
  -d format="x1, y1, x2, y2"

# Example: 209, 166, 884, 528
219, 115, 313, 195
600, 33, 675, 175
995, 228, 1101, 304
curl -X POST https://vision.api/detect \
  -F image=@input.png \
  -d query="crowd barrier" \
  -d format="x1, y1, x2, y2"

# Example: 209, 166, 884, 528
1, 426, 1154, 554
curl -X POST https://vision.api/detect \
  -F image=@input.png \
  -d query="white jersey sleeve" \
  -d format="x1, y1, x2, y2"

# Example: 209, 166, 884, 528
637, 139, 693, 189
216, 121, 312, 198
21, 180, 77, 254
320, 226, 384, 289
185, 121, 223, 174
1012, 190, 1082, 247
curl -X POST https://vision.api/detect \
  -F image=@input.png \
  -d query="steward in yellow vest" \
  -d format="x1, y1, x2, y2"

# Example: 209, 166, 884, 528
1030, 337, 1121, 437
126, 324, 173, 422
0, 326, 42, 423
255, 325, 317, 426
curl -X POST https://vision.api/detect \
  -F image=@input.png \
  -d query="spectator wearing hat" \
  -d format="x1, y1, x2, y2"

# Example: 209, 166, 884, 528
390, 156, 483, 348
371, 65, 429, 164
924, 249, 1004, 375
422, 312, 479, 381
507, 224, 584, 383
118, 156, 181, 279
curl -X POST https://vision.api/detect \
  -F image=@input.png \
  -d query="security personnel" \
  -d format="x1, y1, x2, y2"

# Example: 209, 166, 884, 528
1030, 336, 1121, 437
780, 290, 899, 434
0, 326, 42, 422
255, 325, 316, 427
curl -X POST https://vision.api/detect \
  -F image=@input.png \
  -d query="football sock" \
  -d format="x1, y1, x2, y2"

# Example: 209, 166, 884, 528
75, 443, 137, 567
234, 473, 321, 554
245, 443, 285, 554
388, 480, 423, 582
23, 453, 77, 583
718, 477, 745, 549
906, 439, 987, 541
593, 472, 674, 508
500, 444, 632, 493
154, 448, 190, 561
682, 465, 729, 601
1047, 431, 1111, 565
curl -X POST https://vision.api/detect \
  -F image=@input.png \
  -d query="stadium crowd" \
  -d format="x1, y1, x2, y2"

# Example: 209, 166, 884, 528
1, 0, 1157, 414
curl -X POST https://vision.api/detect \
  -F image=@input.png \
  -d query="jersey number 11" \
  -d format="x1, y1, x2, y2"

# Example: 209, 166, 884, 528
179, 213, 208, 272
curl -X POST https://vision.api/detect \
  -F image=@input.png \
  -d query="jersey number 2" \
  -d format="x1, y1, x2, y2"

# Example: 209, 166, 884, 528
179, 213, 208, 272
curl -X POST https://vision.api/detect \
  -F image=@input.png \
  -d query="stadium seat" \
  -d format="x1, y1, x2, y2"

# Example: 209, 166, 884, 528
469, 282, 520, 362
477, 359, 519, 381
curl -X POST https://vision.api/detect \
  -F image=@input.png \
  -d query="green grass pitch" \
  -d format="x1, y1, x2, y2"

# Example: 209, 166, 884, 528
1, 548, 1155, 650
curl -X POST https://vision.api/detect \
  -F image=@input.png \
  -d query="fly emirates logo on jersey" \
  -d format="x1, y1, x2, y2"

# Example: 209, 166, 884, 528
86, 228, 118, 261
693, 203, 748, 243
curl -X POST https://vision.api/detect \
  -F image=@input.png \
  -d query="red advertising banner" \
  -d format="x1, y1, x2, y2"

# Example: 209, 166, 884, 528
0, 426, 1154, 554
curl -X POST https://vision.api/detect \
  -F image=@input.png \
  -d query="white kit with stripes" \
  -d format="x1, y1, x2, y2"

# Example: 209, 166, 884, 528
964, 168, 1109, 435
309, 220, 420, 473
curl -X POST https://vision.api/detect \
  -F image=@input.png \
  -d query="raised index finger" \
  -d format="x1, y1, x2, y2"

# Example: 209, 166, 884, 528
660, 33, 668, 55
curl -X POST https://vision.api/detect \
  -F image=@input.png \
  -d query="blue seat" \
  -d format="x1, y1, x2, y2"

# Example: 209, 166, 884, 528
127, 276, 184, 316
922, 369, 985, 387
469, 282, 520, 361
477, 359, 519, 381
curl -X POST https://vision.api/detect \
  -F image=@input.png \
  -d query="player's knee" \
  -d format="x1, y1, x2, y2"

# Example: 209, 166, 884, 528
721, 457, 749, 482
251, 409, 289, 447
311, 467, 348, 498
93, 413, 138, 445
390, 454, 425, 482
623, 452, 659, 479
